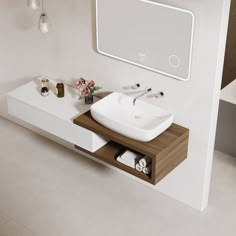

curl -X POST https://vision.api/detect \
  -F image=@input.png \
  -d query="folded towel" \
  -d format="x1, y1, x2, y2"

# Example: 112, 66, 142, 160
120, 150, 143, 164
143, 165, 151, 175
117, 157, 135, 169
135, 164, 143, 172
139, 156, 152, 167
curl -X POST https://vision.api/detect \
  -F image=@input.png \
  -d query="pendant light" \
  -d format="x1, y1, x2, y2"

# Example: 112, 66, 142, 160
27, 0, 40, 10
39, 0, 50, 33
39, 13, 50, 33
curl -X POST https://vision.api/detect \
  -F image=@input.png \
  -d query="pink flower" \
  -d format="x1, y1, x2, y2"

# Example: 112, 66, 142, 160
80, 86, 90, 96
76, 78, 87, 88
76, 80, 83, 88
87, 80, 95, 88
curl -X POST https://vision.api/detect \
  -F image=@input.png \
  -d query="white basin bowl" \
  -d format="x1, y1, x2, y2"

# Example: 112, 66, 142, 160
90, 92, 174, 142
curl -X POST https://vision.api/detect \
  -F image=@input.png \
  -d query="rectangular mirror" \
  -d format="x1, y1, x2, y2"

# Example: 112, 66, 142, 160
96, 0, 194, 81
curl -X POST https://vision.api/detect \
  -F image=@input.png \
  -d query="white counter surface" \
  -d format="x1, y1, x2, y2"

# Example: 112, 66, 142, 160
8, 79, 99, 121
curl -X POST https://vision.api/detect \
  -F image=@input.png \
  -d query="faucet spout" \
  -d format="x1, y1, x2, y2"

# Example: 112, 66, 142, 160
133, 88, 152, 106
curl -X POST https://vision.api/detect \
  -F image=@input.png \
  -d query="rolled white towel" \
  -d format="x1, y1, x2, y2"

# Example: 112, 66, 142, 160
135, 164, 143, 172
139, 156, 152, 167
120, 150, 143, 164
117, 157, 135, 169
143, 165, 152, 175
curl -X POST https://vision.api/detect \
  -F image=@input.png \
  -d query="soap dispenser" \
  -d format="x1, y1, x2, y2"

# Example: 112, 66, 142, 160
56, 82, 65, 98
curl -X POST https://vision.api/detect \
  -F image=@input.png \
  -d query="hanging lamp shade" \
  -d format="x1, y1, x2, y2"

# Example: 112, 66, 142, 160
39, 13, 50, 33
27, 0, 40, 10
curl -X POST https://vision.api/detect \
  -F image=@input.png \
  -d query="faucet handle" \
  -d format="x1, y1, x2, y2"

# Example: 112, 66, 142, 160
132, 83, 141, 89
123, 83, 141, 90
154, 91, 164, 98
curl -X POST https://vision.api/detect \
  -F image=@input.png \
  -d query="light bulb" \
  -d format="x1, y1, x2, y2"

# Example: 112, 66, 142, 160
27, 0, 40, 10
39, 13, 50, 33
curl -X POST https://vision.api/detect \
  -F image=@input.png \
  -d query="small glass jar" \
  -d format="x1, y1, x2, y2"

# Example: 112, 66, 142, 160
41, 87, 49, 97
41, 78, 49, 88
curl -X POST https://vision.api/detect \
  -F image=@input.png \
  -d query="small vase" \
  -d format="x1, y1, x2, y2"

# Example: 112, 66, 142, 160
85, 94, 93, 104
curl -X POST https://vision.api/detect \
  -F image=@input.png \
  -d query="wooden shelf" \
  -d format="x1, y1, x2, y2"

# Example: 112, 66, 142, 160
75, 141, 152, 183
74, 111, 189, 185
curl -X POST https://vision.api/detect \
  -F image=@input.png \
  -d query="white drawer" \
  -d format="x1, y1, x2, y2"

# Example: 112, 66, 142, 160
7, 80, 108, 153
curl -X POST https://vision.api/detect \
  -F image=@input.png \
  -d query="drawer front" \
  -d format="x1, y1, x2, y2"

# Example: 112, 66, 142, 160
8, 96, 108, 152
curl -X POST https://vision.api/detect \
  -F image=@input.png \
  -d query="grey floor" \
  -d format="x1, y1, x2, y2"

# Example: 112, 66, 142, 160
0, 117, 235, 236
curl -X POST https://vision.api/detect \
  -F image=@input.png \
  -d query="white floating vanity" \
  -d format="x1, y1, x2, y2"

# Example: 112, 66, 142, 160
7, 79, 189, 185
7, 79, 108, 153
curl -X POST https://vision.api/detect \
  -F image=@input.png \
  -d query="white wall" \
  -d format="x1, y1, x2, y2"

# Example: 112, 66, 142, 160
215, 101, 236, 157
0, 0, 231, 210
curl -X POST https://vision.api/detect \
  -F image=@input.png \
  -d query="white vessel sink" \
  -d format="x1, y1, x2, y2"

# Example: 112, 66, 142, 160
90, 92, 174, 142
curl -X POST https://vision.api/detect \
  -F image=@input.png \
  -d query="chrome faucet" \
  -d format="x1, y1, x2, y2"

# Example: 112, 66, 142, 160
133, 88, 152, 106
